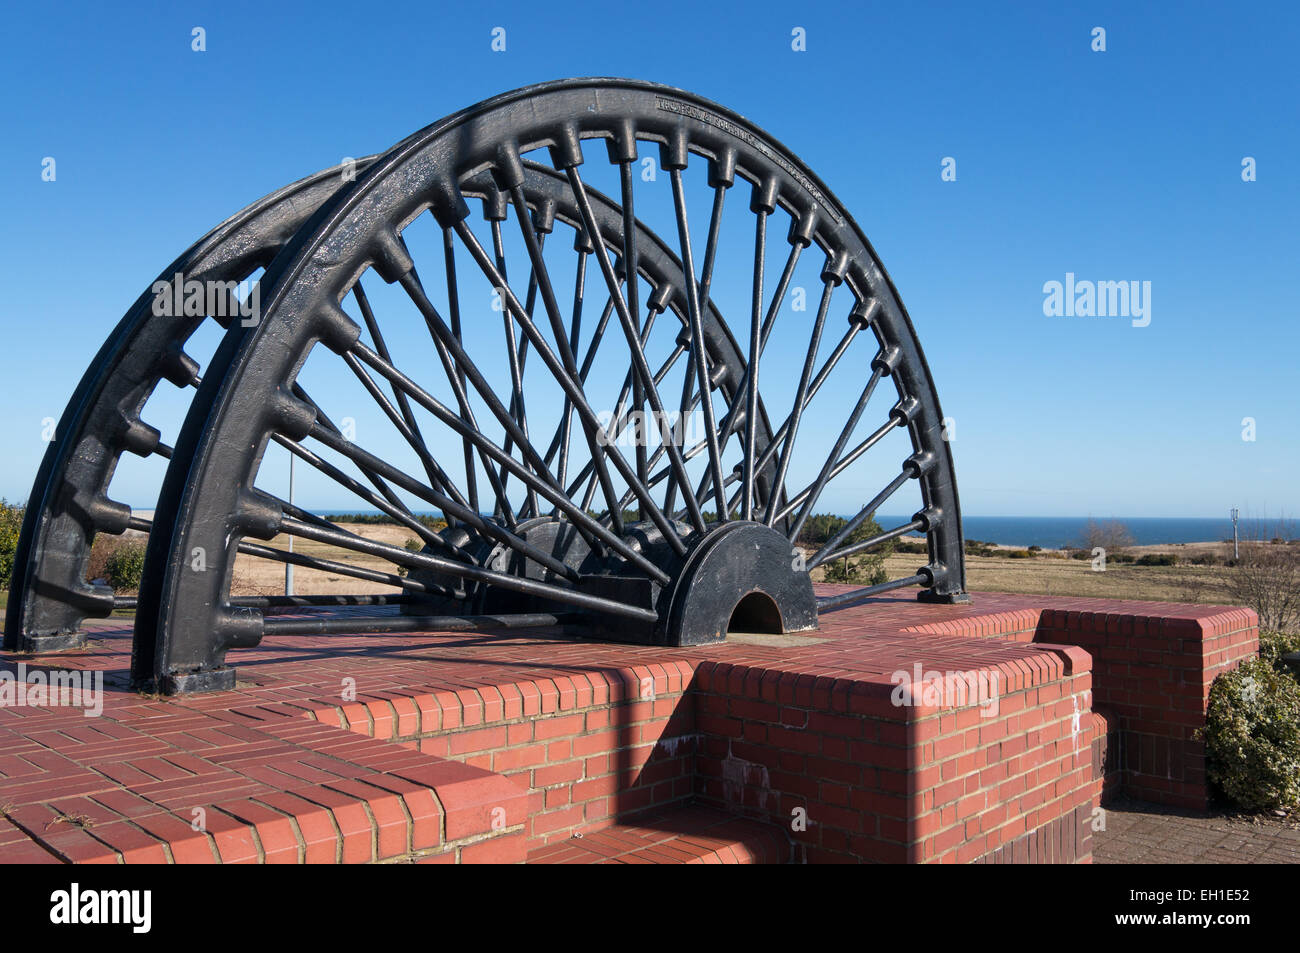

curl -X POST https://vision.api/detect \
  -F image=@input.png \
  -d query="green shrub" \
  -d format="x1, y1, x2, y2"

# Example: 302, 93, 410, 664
397, 537, 423, 578
798, 513, 892, 555
1202, 657, 1300, 812
1028, 545, 1042, 553
1190, 553, 1221, 567
1005, 549, 1031, 559
0, 499, 24, 590
1260, 630, 1300, 674
822, 559, 853, 582
329, 513, 448, 532
1107, 552, 1135, 564
822, 556, 888, 586
1136, 553, 1178, 566
104, 541, 147, 592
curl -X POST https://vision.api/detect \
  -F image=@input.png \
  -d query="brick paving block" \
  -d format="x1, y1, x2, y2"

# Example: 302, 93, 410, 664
254, 791, 339, 864
288, 785, 374, 864
214, 799, 302, 863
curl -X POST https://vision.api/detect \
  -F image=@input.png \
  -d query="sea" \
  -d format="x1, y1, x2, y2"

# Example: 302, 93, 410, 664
317, 509, 1250, 550
877, 515, 1239, 549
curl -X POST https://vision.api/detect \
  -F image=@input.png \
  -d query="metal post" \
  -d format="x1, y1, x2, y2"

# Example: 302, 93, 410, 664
1231, 507, 1239, 561
286, 453, 295, 595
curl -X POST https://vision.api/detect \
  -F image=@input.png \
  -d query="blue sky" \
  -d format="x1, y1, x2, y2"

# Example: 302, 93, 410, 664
1, 0, 1296, 520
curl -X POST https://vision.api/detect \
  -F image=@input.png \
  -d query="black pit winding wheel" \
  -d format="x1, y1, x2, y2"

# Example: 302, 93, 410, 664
5, 79, 968, 694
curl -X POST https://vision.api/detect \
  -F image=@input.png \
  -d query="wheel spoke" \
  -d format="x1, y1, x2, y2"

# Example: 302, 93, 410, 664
569, 304, 671, 515
464, 176, 691, 554
534, 289, 619, 486
551, 239, 589, 502
338, 348, 470, 513
291, 382, 417, 520
721, 319, 873, 513
503, 180, 633, 534
769, 411, 903, 523
787, 355, 887, 542
352, 280, 458, 516
563, 161, 703, 541
490, 209, 540, 518
304, 420, 580, 582
807, 467, 914, 570
270, 433, 471, 562
262, 612, 569, 636
617, 158, 649, 517
668, 167, 728, 520
442, 226, 479, 514
452, 215, 630, 536
816, 574, 930, 612
697, 181, 728, 308
236, 540, 464, 600
233, 594, 417, 608
765, 274, 838, 526
815, 517, 926, 565
401, 264, 563, 528
278, 516, 658, 622
684, 227, 815, 512
349, 340, 671, 583
742, 205, 766, 520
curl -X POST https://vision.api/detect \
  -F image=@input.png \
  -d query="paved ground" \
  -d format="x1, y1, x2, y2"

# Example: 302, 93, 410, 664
1093, 797, 1300, 864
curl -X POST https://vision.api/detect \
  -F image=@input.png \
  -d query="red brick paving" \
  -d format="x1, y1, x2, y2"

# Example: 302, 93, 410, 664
526, 804, 788, 863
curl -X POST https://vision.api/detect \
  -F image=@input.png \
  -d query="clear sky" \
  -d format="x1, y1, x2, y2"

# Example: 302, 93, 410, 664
2, 0, 1296, 519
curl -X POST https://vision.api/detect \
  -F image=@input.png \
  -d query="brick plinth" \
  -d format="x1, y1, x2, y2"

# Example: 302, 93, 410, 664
691, 645, 1098, 863
0, 589, 1257, 863
903, 598, 1259, 809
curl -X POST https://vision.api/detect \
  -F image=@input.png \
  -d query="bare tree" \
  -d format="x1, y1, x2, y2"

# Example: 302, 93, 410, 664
1076, 518, 1135, 554
1219, 518, 1300, 633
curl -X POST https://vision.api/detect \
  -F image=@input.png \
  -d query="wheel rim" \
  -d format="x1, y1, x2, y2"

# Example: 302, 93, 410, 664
3, 158, 373, 652
134, 79, 967, 693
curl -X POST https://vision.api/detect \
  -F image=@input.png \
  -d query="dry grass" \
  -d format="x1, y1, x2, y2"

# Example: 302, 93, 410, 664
231, 523, 419, 596
227, 523, 1242, 607
891, 553, 1232, 603
810, 540, 1239, 605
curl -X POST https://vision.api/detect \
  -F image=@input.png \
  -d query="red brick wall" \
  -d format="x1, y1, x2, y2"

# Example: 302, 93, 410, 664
318, 663, 699, 850
691, 650, 1099, 863
1034, 608, 1258, 808
907, 604, 1259, 809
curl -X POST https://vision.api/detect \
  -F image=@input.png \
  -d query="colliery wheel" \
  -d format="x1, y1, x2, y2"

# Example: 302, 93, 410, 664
134, 79, 967, 694
3, 159, 373, 654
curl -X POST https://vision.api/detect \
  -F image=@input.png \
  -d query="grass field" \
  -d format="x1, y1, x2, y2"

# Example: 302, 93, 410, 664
0, 528, 1246, 609
870, 551, 1231, 604
227, 527, 1238, 606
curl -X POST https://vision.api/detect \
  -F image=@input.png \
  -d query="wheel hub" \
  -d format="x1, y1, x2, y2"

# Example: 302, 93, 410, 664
408, 517, 816, 647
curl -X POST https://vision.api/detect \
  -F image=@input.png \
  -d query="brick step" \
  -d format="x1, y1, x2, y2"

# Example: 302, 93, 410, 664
525, 805, 789, 864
